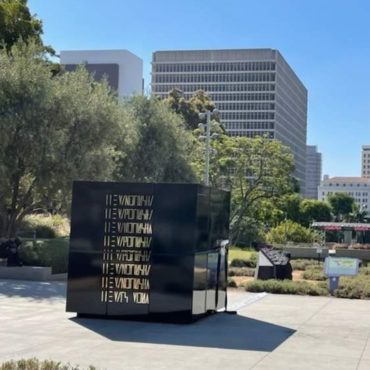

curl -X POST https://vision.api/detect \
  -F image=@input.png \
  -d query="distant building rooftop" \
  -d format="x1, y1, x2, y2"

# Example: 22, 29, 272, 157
322, 177, 370, 184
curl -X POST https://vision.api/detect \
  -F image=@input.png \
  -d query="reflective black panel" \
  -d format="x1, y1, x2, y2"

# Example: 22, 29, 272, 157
66, 181, 230, 322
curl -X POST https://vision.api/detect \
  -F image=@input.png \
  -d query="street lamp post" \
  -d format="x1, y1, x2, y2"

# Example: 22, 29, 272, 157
199, 109, 219, 186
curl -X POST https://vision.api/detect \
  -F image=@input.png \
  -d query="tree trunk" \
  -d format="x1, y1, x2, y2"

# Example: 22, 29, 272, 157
6, 173, 21, 238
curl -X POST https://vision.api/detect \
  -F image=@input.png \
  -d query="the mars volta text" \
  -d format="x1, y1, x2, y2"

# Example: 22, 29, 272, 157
101, 193, 153, 305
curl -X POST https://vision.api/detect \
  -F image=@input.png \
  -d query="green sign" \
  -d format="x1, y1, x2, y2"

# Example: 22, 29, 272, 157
324, 257, 359, 277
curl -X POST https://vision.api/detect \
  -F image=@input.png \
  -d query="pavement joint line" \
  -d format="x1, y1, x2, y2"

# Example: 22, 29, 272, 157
222, 292, 268, 312
249, 350, 271, 370
248, 296, 334, 370
356, 326, 370, 370
293, 296, 333, 330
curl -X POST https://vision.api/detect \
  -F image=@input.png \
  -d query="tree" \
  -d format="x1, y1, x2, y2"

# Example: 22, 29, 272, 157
164, 89, 220, 130
280, 193, 302, 224
0, 0, 52, 53
299, 199, 332, 226
328, 193, 356, 221
0, 43, 133, 237
265, 220, 317, 244
115, 95, 196, 183
191, 133, 295, 244
348, 206, 368, 223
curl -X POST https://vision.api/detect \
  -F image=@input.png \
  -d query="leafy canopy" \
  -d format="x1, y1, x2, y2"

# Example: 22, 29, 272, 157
0, 42, 133, 237
266, 220, 317, 244
0, 0, 53, 53
191, 132, 295, 244
328, 192, 356, 221
163, 88, 219, 130
114, 95, 197, 183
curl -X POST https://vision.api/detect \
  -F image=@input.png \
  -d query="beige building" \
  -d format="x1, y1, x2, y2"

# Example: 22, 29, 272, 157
318, 176, 370, 211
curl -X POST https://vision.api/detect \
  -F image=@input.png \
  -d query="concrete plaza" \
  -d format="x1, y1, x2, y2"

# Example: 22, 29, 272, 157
0, 280, 370, 370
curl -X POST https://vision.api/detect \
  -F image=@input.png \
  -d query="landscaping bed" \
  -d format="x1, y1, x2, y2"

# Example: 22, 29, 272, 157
228, 248, 370, 299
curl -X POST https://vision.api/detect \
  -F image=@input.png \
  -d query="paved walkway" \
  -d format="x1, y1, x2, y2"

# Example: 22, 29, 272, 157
0, 280, 370, 369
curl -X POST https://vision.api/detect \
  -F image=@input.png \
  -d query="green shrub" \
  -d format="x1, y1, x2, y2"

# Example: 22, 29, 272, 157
19, 237, 69, 273
0, 358, 96, 370
230, 256, 256, 268
229, 267, 255, 277
20, 214, 70, 239
265, 220, 316, 244
302, 268, 327, 281
291, 259, 323, 271
360, 266, 370, 275
227, 278, 238, 288
334, 275, 370, 299
245, 279, 328, 296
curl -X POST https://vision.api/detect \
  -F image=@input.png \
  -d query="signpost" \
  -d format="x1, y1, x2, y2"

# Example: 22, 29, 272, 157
324, 257, 360, 294
314, 243, 323, 264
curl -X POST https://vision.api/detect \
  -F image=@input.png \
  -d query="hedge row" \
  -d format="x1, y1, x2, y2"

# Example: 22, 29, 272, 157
20, 214, 70, 239
290, 259, 323, 271
230, 255, 257, 268
334, 276, 370, 299
0, 358, 96, 370
19, 238, 69, 274
228, 267, 255, 277
245, 279, 329, 296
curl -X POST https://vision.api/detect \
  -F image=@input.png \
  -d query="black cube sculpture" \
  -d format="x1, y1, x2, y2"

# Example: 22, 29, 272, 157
66, 181, 230, 322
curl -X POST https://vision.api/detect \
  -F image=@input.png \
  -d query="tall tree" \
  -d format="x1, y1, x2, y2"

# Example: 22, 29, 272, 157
328, 193, 356, 221
192, 133, 295, 244
0, 43, 133, 237
280, 193, 303, 224
299, 199, 332, 226
115, 95, 196, 183
164, 89, 220, 130
0, 0, 52, 53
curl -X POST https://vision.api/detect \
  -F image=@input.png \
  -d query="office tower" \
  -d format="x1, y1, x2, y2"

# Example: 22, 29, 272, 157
61, 50, 143, 98
362, 145, 370, 178
151, 49, 307, 191
305, 145, 322, 199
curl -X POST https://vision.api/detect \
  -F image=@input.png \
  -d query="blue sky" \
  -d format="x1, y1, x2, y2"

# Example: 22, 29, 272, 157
29, 0, 370, 177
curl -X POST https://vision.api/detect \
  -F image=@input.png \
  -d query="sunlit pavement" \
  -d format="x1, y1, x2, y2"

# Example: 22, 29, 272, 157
1, 280, 370, 370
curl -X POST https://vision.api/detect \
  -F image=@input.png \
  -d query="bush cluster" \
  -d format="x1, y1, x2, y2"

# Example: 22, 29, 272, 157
0, 358, 96, 370
230, 254, 257, 268
302, 268, 327, 281
335, 275, 370, 299
291, 259, 323, 271
228, 267, 255, 277
20, 214, 70, 239
360, 266, 370, 275
227, 278, 238, 288
19, 238, 69, 273
245, 279, 328, 296
265, 220, 316, 244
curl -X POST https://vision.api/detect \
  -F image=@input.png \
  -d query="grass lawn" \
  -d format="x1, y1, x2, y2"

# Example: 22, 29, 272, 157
228, 247, 255, 262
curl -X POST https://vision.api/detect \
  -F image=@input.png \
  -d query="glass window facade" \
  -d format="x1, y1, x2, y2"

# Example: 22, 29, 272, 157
151, 49, 307, 192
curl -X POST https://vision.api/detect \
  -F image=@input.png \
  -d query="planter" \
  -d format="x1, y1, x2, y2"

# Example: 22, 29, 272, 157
0, 265, 67, 281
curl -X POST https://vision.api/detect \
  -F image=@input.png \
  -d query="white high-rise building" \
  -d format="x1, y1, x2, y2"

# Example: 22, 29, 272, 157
61, 50, 143, 98
361, 145, 370, 178
305, 145, 322, 199
151, 49, 308, 191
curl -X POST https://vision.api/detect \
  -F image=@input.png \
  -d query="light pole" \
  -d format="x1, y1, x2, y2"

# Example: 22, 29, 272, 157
199, 109, 219, 186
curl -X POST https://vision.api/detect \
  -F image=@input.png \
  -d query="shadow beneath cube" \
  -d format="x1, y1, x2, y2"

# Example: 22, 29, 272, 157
71, 312, 295, 351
